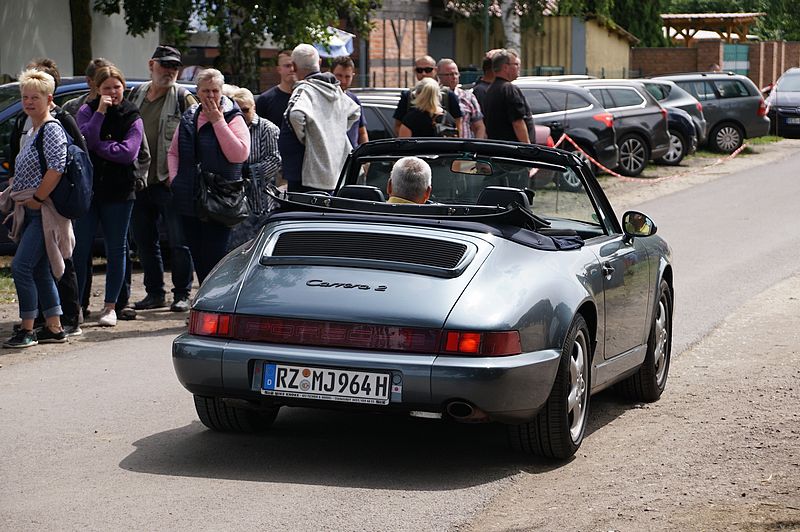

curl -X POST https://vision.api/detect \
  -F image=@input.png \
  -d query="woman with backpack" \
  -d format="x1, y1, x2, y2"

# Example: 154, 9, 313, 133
1, 69, 74, 348
398, 78, 459, 138
74, 65, 143, 327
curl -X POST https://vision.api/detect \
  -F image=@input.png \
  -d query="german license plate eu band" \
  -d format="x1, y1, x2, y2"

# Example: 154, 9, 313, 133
262, 363, 391, 405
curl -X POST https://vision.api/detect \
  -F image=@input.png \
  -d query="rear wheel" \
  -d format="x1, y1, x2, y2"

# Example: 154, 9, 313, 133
656, 129, 686, 166
710, 122, 743, 153
194, 395, 280, 433
618, 280, 672, 402
616, 135, 650, 177
508, 315, 591, 459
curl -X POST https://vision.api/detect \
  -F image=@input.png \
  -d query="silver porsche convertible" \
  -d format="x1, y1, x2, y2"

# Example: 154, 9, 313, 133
173, 138, 674, 459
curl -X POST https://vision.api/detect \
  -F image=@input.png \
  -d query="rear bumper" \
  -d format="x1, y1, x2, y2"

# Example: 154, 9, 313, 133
173, 334, 562, 424
746, 116, 771, 138
593, 139, 619, 171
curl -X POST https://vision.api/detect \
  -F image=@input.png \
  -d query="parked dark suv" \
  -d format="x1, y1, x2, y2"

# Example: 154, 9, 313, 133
512, 80, 618, 173
766, 67, 800, 138
641, 79, 707, 143
654, 72, 770, 152
567, 79, 670, 177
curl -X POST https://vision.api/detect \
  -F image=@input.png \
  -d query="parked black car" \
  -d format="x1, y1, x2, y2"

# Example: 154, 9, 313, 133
654, 72, 770, 152
641, 79, 707, 144
766, 67, 800, 138
567, 79, 670, 177
658, 107, 698, 166
512, 79, 619, 174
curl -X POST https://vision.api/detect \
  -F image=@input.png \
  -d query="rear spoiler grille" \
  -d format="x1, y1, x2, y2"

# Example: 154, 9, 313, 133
262, 230, 475, 278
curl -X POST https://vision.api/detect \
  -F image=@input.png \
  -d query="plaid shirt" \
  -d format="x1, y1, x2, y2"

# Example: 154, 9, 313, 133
455, 87, 484, 139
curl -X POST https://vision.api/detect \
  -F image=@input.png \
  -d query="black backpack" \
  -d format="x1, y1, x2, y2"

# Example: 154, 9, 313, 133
35, 121, 94, 219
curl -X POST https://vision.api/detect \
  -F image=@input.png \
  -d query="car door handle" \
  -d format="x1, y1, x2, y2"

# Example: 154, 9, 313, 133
546, 121, 562, 128
602, 263, 615, 276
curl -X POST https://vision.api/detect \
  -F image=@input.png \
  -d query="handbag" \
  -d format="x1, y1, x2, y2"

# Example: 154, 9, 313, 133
195, 167, 251, 227
192, 107, 250, 227
433, 112, 459, 138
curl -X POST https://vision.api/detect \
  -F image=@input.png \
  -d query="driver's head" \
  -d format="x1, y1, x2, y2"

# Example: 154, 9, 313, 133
388, 156, 432, 204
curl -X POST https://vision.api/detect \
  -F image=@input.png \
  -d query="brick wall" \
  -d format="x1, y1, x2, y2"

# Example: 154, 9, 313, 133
630, 47, 698, 77
695, 40, 724, 71
368, 18, 428, 87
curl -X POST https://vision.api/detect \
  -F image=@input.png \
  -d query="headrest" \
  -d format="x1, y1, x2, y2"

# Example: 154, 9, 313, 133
476, 186, 532, 210
336, 185, 386, 202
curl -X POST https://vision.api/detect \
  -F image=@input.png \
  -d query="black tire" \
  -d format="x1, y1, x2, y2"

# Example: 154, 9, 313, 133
619, 280, 673, 402
656, 129, 686, 166
508, 315, 591, 459
709, 122, 744, 153
194, 395, 279, 433
616, 134, 650, 177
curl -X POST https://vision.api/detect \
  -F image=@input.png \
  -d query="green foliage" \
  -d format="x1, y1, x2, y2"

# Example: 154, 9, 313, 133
445, 1, 549, 33
665, 0, 800, 41
94, 0, 379, 90
611, 0, 669, 46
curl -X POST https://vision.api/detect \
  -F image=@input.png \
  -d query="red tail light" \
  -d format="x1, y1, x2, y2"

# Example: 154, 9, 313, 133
190, 311, 232, 337
660, 107, 668, 121
758, 97, 768, 117
592, 112, 614, 128
188, 313, 523, 356
546, 135, 555, 148
696, 101, 703, 113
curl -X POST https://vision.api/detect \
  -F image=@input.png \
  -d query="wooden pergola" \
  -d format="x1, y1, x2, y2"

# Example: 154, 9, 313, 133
662, 13, 766, 46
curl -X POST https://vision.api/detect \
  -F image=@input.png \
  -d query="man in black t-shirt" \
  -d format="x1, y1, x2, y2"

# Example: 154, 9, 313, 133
483, 49, 531, 143
255, 50, 296, 128
393, 55, 462, 135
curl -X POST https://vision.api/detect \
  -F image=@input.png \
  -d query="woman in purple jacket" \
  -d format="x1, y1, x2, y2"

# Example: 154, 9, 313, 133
75, 66, 143, 327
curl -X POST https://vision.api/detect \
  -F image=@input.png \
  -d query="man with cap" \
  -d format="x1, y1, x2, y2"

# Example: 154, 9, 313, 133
126, 45, 198, 315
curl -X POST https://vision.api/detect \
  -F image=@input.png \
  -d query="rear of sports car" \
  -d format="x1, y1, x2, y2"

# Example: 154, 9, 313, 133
172, 218, 578, 427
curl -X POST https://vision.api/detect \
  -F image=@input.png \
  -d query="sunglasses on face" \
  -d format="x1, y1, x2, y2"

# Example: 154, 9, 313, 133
415, 67, 434, 74
159, 61, 181, 70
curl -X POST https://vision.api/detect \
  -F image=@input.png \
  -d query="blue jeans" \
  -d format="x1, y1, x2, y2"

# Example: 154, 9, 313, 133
181, 215, 230, 285
73, 199, 134, 305
12, 209, 62, 320
130, 184, 193, 299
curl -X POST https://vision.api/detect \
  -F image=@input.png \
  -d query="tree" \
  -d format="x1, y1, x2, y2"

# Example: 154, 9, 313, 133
70, 0, 93, 75
445, 1, 550, 52
94, 0, 379, 90
610, 0, 669, 47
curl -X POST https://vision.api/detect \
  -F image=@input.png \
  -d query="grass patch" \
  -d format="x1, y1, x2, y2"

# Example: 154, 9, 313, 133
0, 267, 16, 304
747, 135, 783, 145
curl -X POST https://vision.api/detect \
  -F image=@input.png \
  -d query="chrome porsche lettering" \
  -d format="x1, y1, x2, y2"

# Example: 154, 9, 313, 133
306, 279, 386, 291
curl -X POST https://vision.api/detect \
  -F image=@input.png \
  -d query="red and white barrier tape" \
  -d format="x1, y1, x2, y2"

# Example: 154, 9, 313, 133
552, 133, 748, 184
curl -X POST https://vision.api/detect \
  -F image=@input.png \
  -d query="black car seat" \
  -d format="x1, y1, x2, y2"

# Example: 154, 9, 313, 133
337, 185, 386, 202
476, 186, 533, 210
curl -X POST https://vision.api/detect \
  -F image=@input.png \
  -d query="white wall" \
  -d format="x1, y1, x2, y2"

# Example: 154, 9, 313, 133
0, 0, 158, 80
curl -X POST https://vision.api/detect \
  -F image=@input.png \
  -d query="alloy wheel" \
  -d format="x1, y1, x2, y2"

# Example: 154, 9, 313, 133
619, 137, 647, 175
715, 125, 742, 152
662, 132, 684, 164
568, 328, 589, 441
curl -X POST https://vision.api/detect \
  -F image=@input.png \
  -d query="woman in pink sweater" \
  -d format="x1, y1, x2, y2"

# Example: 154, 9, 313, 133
168, 68, 250, 284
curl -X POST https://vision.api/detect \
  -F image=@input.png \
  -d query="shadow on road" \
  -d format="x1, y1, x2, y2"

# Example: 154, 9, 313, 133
120, 388, 636, 490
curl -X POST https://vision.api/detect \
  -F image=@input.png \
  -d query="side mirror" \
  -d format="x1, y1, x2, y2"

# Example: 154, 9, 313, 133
622, 211, 657, 239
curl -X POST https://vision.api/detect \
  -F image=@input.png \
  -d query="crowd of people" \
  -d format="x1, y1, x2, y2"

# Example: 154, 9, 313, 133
1, 43, 528, 348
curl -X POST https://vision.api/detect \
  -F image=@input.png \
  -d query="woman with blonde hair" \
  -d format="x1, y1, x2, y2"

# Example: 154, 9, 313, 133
75, 65, 144, 327
398, 77, 458, 138
1, 69, 74, 347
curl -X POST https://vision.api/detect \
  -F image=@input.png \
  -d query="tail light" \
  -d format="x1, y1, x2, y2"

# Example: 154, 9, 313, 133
696, 101, 703, 113
592, 112, 614, 128
188, 312, 522, 356
546, 135, 555, 148
660, 107, 668, 121
758, 97, 768, 117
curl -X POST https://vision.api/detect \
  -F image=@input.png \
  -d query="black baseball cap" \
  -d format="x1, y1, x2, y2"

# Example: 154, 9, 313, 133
151, 45, 182, 65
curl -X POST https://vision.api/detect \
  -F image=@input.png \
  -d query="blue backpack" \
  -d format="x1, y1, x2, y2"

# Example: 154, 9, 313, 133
35, 120, 93, 219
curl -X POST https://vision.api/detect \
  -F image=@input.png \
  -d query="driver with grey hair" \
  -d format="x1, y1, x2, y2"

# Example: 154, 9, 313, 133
278, 43, 360, 194
387, 156, 432, 204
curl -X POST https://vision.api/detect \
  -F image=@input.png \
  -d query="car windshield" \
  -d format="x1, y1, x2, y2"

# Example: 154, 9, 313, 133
351, 154, 602, 228
0, 84, 20, 114
776, 75, 800, 92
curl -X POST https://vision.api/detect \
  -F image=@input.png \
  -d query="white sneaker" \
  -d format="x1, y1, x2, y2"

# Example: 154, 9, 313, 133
98, 308, 117, 327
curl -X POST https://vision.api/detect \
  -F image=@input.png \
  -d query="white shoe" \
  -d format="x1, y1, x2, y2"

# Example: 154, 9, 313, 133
98, 308, 117, 327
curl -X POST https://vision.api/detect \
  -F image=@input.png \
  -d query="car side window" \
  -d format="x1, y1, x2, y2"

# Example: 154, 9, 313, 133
691, 81, 716, 101
713, 80, 750, 98
363, 106, 392, 140
587, 88, 612, 108
521, 89, 553, 114
644, 83, 669, 101
607, 88, 644, 108
53, 90, 86, 108
544, 89, 590, 111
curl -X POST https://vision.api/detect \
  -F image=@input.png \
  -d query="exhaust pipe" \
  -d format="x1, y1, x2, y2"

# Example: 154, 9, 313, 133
446, 401, 490, 423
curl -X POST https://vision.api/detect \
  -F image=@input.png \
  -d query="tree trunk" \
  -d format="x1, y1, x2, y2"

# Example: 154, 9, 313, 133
499, 0, 521, 53
69, 0, 93, 76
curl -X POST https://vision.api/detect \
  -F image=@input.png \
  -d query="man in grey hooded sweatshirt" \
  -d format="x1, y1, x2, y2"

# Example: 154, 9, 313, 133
278, 44, 360, 193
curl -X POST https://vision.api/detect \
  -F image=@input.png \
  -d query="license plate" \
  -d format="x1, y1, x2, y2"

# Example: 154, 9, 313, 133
787, 117, 800, 125
262, 363, 391, 405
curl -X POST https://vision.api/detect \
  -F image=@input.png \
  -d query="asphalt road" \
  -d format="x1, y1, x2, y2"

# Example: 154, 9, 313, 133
2, 148, 800, 530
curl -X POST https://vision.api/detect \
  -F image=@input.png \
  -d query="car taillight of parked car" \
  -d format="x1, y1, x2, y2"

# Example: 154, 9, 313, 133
188, 311, 523, 356
696, 102, 703, 114
758, 98, 768, 117
592, 112, 614, 128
